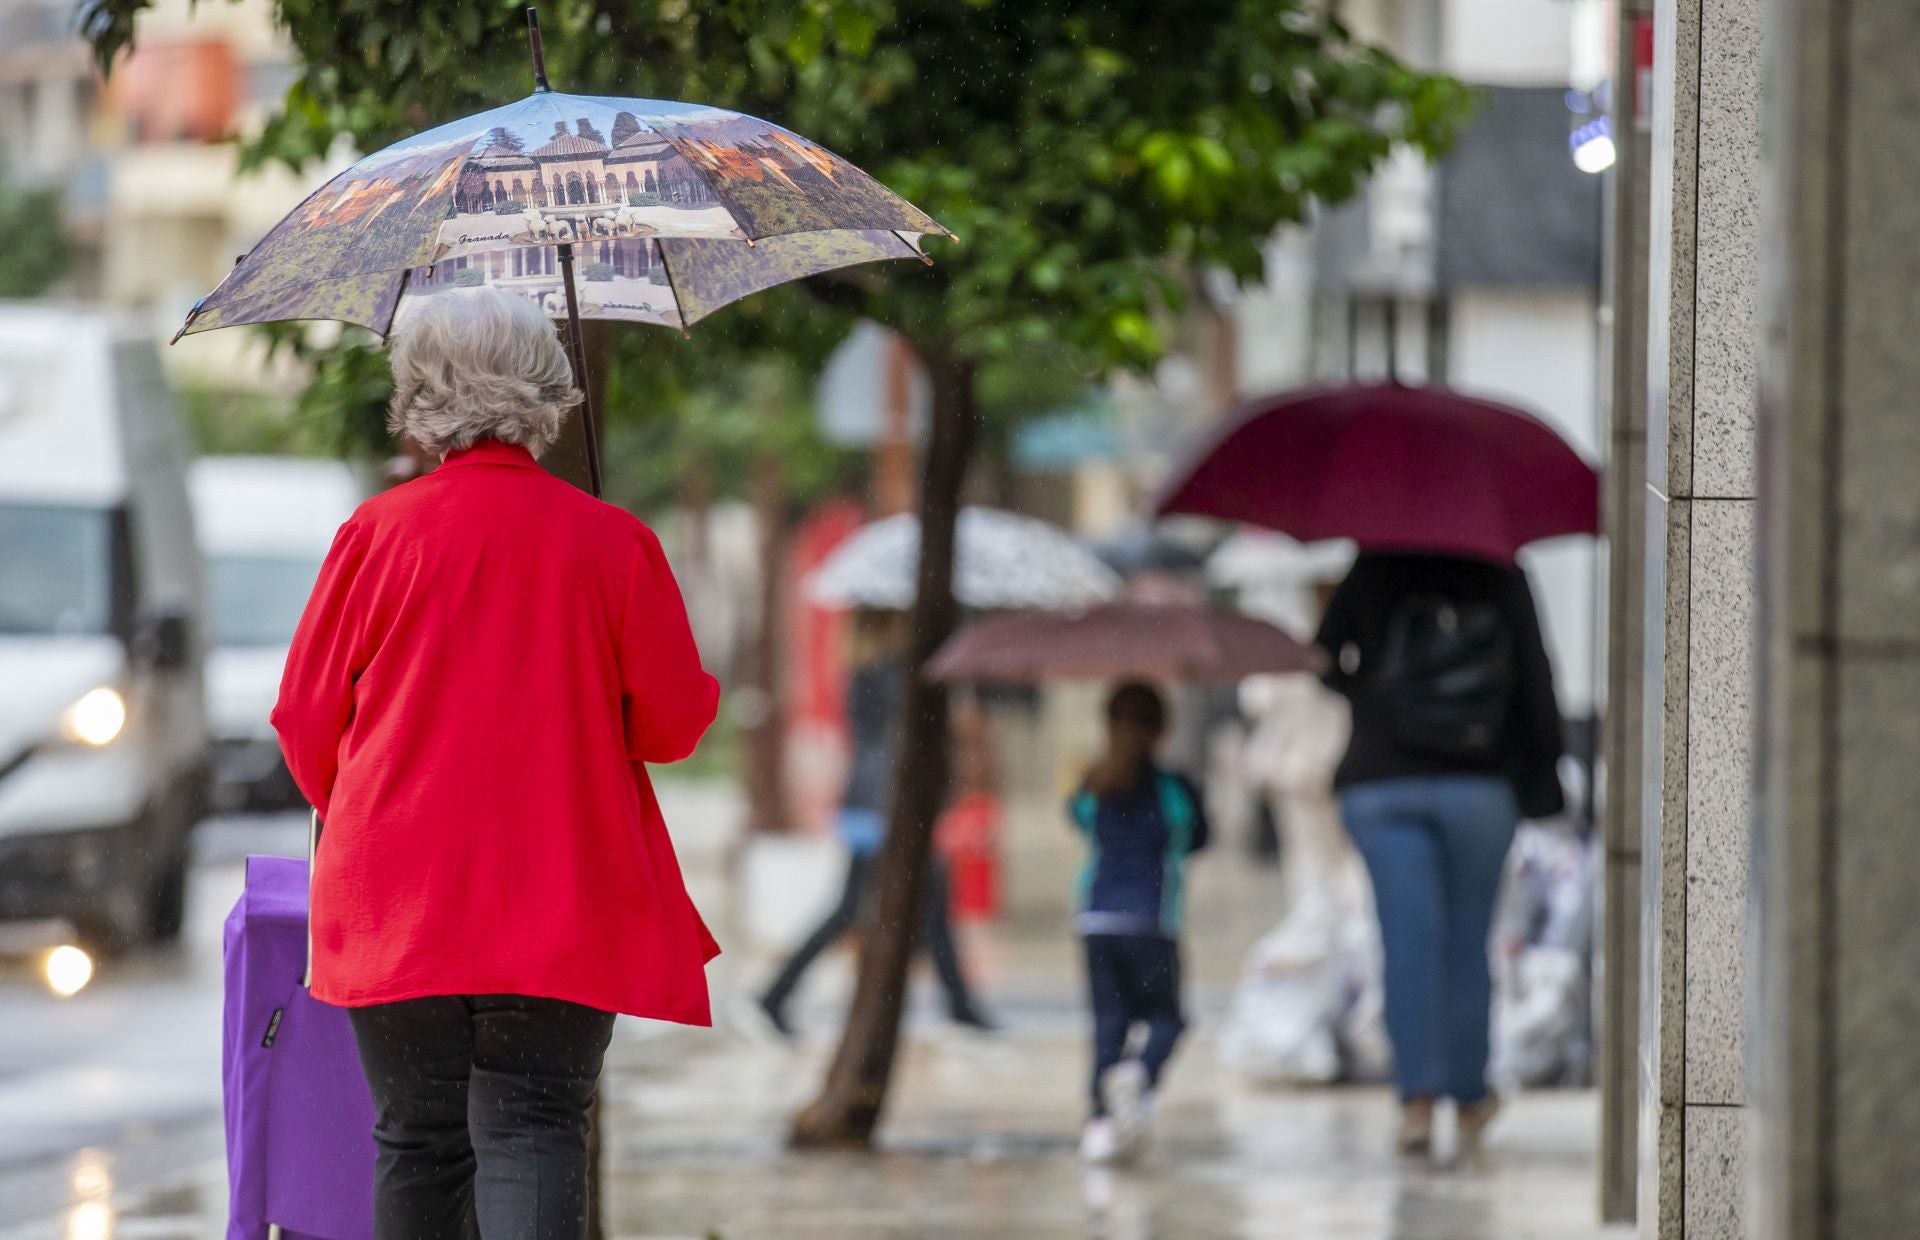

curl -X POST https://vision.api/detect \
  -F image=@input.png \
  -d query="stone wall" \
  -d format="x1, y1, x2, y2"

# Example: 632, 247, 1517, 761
1638, 0, 1762, 1233
1752, 0, 1920, 1234
1597, 0, 1652, 1222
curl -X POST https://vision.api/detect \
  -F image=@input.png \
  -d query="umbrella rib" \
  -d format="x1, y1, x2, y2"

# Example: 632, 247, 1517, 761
652, 239, 692, 337
892, 230, 935, 266
377, 266, 416, 341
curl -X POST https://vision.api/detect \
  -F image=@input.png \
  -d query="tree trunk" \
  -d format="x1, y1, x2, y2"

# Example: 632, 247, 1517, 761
742, 450, 791, 831
788, 350, 977, 1148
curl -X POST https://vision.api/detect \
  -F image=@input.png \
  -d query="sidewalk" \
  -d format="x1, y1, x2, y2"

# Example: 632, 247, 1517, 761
600, 1008, 1628, 1240
594, 782, 1631, 1240
7, 785, 1631, 1240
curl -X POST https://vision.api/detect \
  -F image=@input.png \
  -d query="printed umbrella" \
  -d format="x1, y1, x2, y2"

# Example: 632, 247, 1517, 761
803, 507, 1120, 612
926, 601, 1323, 684
1153, 383, 1599, 564
174, 10, 949, 495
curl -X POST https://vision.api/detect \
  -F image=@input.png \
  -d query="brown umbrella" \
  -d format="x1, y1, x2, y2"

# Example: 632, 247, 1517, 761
925, 601, 1323, 684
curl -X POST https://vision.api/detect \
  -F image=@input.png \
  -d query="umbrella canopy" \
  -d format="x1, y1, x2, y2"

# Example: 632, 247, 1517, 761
804, 507, 1120, 612
1154, 383, 1599, 564
926, 602, 1322, 683
177, 90, 948, 341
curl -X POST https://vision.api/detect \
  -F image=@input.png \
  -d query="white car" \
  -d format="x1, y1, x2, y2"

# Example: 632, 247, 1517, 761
189, 457, 363, 814
0, 304, 209, 953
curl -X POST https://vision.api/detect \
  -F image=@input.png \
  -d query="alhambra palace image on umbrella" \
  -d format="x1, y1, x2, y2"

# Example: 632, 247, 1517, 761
177, 91, 949, 340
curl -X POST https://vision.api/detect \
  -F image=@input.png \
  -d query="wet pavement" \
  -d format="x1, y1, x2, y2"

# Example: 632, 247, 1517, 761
600, 1019, 1627, 1240
0, 789, 1630, 1240
6, 1017, 1628, 1240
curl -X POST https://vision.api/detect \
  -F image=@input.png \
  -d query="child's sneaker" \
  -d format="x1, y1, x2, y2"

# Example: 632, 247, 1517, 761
1396, 1099, 1435, 1157
1099, 1060, 1151, 1162
1080, 1117, 1119, 1163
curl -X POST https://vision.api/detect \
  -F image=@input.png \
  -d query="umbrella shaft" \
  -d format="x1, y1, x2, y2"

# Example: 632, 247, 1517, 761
556, 242, 604, 497
526, 7, 551, 92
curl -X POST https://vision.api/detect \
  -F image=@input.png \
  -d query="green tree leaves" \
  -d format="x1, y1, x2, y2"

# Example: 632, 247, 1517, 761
0, 165, 71, 298
79, 0, 1474, 446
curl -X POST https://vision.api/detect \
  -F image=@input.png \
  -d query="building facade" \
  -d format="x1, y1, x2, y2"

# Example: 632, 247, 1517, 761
453, 118, 718, 215
0, 0, 324, 388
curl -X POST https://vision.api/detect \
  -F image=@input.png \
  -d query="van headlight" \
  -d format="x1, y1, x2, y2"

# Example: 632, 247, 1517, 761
44, 944, 95, 997
60, 687, 127, 747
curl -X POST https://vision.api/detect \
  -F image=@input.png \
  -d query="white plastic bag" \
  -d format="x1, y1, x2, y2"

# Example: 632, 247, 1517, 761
1488, 823, 1597, 1089
1217, 912, 1345, 1084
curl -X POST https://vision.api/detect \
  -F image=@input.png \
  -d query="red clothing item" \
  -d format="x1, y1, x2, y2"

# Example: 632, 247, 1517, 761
272, 441, 721, 1022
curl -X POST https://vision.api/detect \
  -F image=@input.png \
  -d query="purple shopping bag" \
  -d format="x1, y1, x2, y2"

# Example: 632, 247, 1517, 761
222, 854, 376, 1240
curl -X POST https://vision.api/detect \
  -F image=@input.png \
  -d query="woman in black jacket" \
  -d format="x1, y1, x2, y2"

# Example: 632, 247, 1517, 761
1316, 552, 1564, 1158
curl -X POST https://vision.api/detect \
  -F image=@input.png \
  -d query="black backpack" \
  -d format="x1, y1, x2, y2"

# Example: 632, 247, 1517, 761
1371, 593, 1516, 762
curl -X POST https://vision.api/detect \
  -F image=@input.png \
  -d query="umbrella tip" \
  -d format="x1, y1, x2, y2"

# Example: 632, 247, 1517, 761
169, 298, 204, 345
526, 7, 552, 92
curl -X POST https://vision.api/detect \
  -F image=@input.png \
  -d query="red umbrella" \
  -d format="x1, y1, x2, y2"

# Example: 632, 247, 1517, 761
925, 602, 1322, 684
1153, 383, 1599, 564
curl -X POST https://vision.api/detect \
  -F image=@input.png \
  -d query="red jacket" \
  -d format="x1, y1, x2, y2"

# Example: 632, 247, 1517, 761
272, 441, 721, 1022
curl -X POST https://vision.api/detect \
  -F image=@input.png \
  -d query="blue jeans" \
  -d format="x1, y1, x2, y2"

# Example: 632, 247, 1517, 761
1340, 775, 1519, 1104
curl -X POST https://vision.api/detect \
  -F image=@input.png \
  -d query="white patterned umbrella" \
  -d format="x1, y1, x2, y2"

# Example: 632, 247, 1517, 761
804, 507, 1120, 611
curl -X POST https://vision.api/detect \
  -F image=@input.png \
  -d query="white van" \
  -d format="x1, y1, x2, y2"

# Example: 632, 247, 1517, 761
0, 304, 210, 953
189, 457, 362, 813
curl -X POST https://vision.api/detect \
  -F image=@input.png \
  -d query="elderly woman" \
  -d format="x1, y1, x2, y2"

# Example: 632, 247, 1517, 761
273, 288, 719, 1240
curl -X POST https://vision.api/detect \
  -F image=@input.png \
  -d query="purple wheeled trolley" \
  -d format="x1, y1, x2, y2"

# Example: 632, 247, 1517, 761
222, 814, 377, 1240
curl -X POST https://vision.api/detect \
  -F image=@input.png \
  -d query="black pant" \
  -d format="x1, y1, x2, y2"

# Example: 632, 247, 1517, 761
761, 853, 982, 1021
1084, 934, 1185, 1116
348, 995, 617, 1240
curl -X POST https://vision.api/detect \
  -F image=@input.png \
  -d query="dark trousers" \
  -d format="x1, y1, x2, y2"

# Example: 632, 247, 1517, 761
761, 853, 982, 1020
1083, 933, 1185, 1116
348, 995, 617, 1240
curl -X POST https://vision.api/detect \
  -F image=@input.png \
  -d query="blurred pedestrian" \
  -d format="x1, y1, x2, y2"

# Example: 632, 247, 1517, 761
937, 693, 1005, 925
753, 610, 996, 1039
273, 288, 720, 1240
1071, 682, 1209, 1164
1315, 552, 1564, 1158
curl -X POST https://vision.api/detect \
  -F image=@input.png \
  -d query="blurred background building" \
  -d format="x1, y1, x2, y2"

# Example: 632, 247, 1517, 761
0, 0, 325, 389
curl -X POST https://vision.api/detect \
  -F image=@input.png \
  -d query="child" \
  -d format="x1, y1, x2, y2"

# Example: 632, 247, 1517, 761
1070, 681, 1209, 1164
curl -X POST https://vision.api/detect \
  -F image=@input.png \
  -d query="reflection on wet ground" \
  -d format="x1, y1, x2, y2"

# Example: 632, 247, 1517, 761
596, 1016, 1629, 1240
50, 1058, 1624, 1240
6, 986, 1631, 1240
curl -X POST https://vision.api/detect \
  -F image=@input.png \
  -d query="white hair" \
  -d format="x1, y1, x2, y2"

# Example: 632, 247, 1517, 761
387, 287, 581, 458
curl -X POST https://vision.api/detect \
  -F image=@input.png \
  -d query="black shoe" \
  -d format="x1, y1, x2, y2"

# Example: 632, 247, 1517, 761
950, 1006, 1000, 1034
759, 995, 797, 1040
732, 993, 796, 1042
